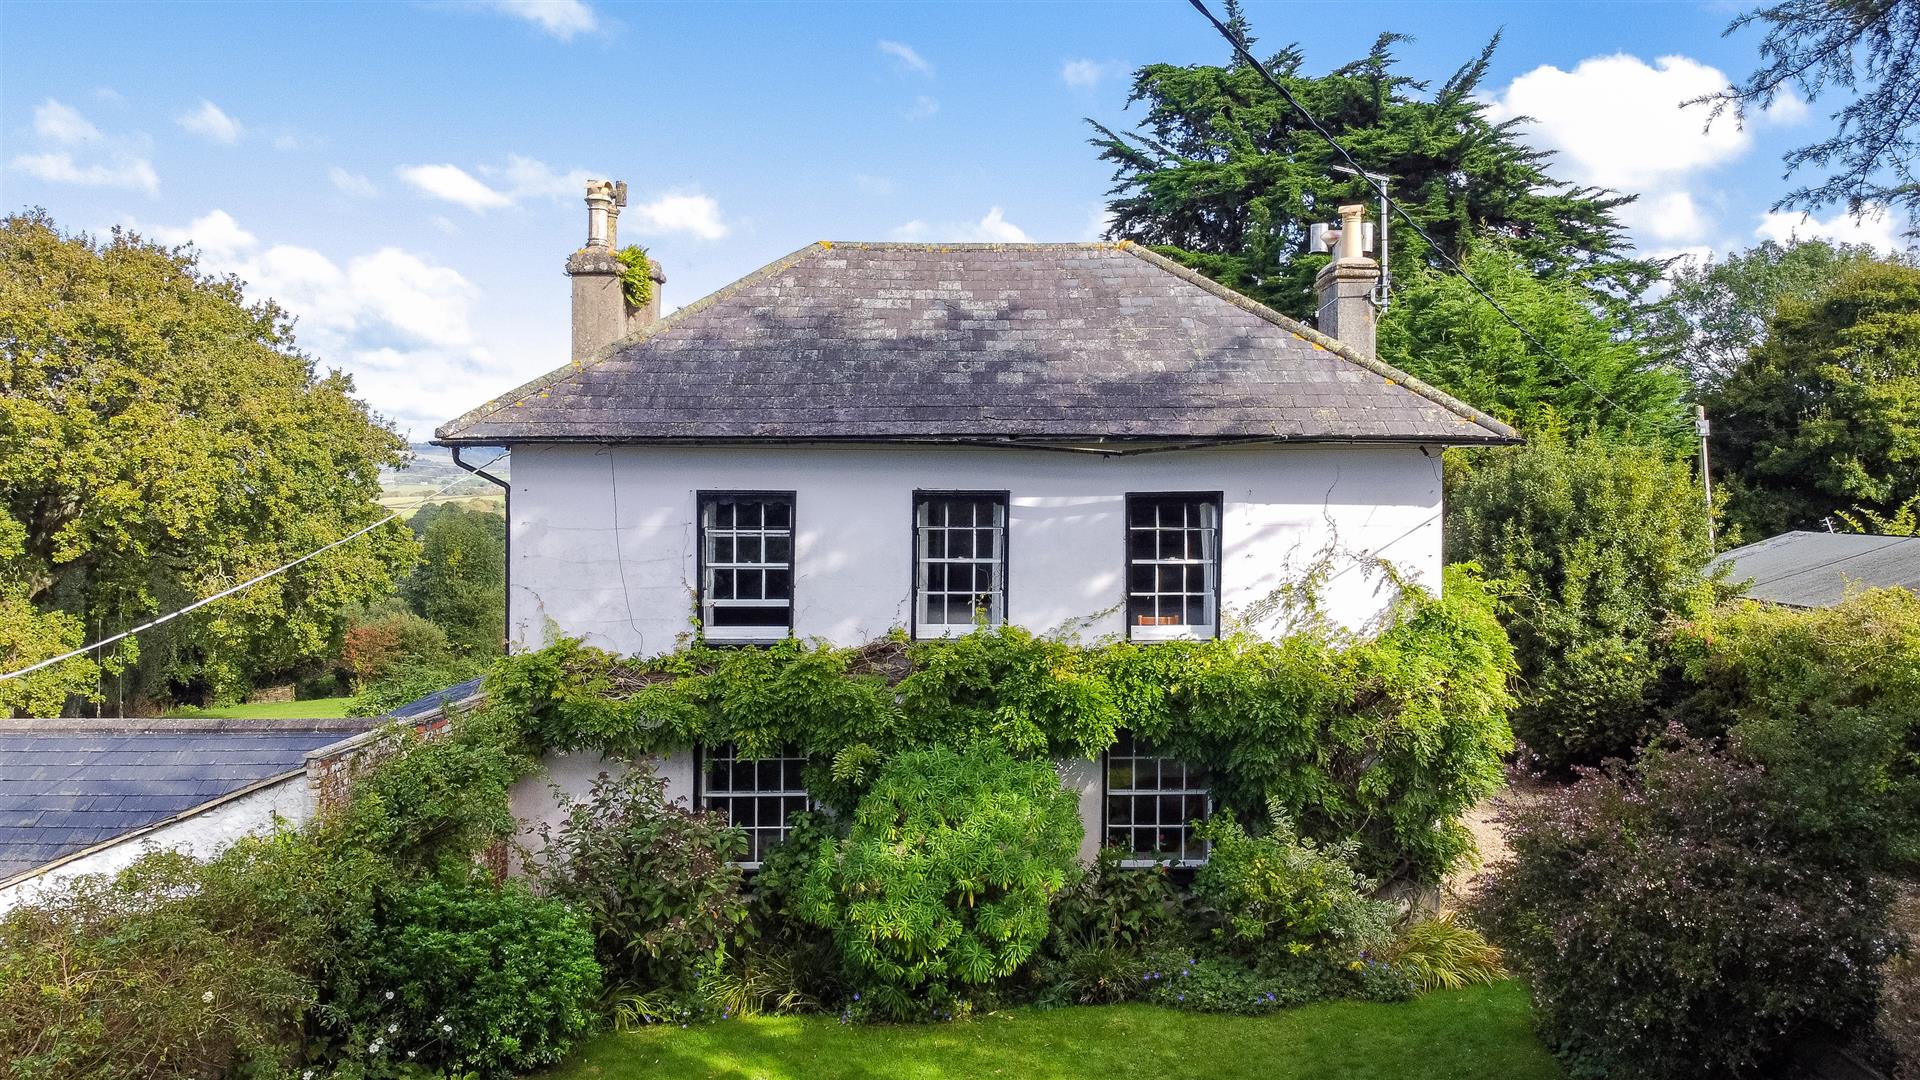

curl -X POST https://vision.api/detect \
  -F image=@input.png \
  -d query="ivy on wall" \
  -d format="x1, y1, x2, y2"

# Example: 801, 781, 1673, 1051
485, 566, 1516, 884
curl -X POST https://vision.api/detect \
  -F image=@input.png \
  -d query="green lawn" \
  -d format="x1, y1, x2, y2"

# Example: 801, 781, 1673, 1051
542, 982, 1558, 1080
165, 695, 359, 720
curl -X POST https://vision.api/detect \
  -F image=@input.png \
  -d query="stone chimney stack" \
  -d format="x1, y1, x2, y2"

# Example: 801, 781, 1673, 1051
565, 179, 664, 360
1314, 203, 1380, 359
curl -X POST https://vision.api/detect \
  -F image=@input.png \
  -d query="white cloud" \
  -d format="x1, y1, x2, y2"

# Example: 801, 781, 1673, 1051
10, 151, 158, 195
136, 209, 504, 434
396, 163, 513, 211
1755, 206, 1901, 253
92, 87, 124, 105
329, 166, 378, 197
628, 193, 728, 240
889, 207, 1031, 243
141, 209, 258, 260
1762, 87, 1811, 126
905, 95, 940, 120
34, 99, 99, 144
175, 99, 243, 144
477, 0, 600, 40
1485, 53, 1754, 248
1061, 59, 1124, 89
1083, 205, 1115, 241
878, 40, 933, 76
397, 154, 603, 212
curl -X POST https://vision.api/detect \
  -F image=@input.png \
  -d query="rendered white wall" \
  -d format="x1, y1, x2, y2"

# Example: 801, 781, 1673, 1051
0, 773, 312, 914
505, 442, 1444, 657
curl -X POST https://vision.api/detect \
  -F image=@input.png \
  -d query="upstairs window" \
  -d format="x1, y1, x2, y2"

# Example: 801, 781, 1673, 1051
699, 492, 794, 643
914, 492, 1008, 637
698, 742, 810, 866
1104, 731, 1212, 866
1125, 493, 1220, 640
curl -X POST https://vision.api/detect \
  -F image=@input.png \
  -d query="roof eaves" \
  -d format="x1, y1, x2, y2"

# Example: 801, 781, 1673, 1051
434, 241, 834, 443
1116, 242, 1522, 445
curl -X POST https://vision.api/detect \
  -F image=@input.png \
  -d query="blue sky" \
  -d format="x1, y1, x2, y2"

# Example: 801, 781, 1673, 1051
3, 0, 1911, 437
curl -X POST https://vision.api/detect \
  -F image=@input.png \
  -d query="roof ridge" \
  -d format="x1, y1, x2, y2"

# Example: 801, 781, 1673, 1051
1116, 242, 1520, 442
436, 241, 834, 441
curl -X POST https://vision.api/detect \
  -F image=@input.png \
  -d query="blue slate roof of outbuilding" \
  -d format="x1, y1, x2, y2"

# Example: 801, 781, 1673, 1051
0, 719, 379, 885
1709, 530, 1920, 608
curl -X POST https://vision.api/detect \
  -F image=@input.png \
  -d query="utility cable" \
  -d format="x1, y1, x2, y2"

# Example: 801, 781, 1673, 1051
0, 451, 508, 684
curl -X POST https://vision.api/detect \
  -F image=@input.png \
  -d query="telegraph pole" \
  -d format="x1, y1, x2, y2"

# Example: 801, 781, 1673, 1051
1696, 404, 1716, 553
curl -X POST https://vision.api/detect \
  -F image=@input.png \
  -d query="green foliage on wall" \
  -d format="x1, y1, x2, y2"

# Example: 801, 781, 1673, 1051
484, 565, 1516, 884
614, 245, 654, 308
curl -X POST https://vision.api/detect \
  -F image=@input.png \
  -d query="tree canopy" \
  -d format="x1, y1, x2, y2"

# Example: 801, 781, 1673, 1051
0, 210, 416, 712
1706, 260, 1920, 539
1089, 31, 1654, 321
1380, 245, 1690, 445
1647, 239, 1896, 391
403, 503, 505, 658
1705, 0, 1920, 235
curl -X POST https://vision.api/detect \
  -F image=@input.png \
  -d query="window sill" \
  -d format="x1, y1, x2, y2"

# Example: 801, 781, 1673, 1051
1127, 625, 1216, 643
701, 630, 790, 647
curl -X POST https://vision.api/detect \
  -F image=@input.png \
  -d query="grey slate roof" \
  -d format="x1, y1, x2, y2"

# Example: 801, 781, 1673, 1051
436, 242, 1517, 446
1710, 530, 1920, 608
0, 719, 376, 885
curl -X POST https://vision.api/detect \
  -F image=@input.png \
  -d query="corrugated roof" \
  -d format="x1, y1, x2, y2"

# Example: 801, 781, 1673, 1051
436, 242, 1517, 447
1710, 530, 1920, 608
0, 719, 377, 886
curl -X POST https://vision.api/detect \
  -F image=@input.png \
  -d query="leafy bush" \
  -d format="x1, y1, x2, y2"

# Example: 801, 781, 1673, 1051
1382, 911, 1504, 992
329, 871, 600, 1077
1668, 588, 1920, 871
0, 834, 381, 1080
331, 710, 530, 874
1030, 849, 1183, 1005
488, 563, 1514, 885
402, 503, 506, 657
792, 747, 1082, 1016
1191, 811, 1393, 966
342, 607, 450, 687
536, 763, 750, 994
1474, 736, 1895, 1079
1447, 427, 1724, 769
1137, 950, 1416, 1014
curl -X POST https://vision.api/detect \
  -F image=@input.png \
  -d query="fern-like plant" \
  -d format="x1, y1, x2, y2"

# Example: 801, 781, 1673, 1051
1383, 911, 1504, 992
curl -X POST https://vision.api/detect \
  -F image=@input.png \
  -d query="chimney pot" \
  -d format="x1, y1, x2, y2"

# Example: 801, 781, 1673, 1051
567, 178, 664, 360
1314, 203, 1380, 359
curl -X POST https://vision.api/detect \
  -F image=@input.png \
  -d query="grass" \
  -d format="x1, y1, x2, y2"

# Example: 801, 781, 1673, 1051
541, 982, 1558, 1080
164, 695, 359, 720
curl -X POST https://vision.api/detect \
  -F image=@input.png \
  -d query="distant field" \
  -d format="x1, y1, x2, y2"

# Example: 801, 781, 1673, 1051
165, 696, 358, 720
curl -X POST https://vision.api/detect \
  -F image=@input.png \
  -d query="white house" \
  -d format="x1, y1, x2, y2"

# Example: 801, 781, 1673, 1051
436, 182, 1517, 866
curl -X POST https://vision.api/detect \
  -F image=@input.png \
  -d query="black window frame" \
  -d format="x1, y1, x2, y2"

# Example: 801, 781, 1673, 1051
696, 490, 796, 645
910, 489, 1011, 640
1123, 491, 1223, 641
693, 742, 812, 868
1101, 731, 1213, 867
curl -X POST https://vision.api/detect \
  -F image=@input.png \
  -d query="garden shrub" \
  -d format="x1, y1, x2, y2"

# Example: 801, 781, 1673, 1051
536, 763, 750, 994
1668, 588, 1920, 870
0, 834, 381, 1080
485, 563, 1514, 885
1474, 736, 1895, 1079
342, 606, 450, 688
1382, 911, 1504, 992
328, 871, 600, 1077
792, 746, 1082, 1017
1190, 811, 1394, 966
1030, 849, 1184, 1005
330, 709, 531, 874
1447, 427, 1725, 770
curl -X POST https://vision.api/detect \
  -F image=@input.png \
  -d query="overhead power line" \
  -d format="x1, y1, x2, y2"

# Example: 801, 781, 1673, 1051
1183, 0, 1668, 433
0, 452, 508, 685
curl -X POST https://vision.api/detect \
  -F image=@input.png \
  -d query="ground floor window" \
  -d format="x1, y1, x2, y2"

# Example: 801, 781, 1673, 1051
1104, 731, 1211, 865
697, 742, 809, 865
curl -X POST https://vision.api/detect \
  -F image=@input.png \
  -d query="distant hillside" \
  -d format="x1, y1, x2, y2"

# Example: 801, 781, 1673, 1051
380, 443, 509, 518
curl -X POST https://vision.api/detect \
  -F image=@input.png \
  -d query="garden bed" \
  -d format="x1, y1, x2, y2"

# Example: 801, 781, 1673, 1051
541, 982, 1557, 1080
